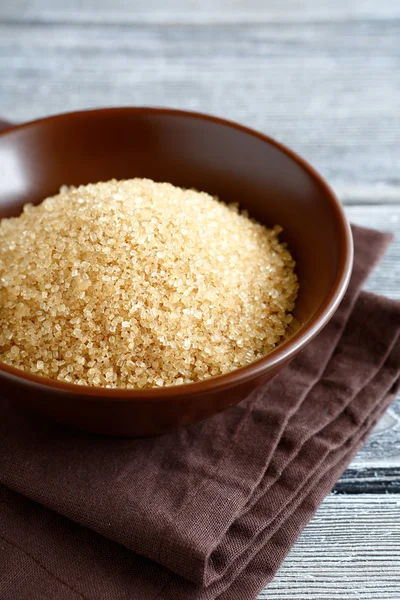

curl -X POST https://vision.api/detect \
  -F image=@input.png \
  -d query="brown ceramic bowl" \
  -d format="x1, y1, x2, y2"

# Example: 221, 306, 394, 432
0, 108, 353, 436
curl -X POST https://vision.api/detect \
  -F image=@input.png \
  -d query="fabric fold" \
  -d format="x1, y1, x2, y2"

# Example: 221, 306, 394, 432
201, 291, 400, 587
217, 383, 400, 600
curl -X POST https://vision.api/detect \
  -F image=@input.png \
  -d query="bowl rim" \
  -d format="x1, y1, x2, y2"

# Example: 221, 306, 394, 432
0, 106, 353, 400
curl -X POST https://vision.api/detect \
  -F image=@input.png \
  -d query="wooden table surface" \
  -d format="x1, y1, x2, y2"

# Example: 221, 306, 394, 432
1, 1, 399, 598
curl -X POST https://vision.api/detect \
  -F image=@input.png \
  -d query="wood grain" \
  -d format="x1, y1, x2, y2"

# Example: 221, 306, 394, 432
0, 20, 399, 195
346, 206, 400, 301
260, 495, 400, 599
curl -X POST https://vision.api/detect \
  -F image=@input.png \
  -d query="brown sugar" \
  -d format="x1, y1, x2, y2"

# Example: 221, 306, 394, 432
0, 179, 298, 388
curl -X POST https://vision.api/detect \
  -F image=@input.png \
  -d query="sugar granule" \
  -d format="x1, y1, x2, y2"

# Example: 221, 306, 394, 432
0, 178, 298, 388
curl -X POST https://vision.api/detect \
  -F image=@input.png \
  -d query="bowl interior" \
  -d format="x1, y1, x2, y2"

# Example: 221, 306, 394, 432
0, 108, 349, 349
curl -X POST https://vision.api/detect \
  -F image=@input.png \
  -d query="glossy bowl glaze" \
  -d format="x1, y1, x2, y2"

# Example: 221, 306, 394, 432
0, 108, 353, 436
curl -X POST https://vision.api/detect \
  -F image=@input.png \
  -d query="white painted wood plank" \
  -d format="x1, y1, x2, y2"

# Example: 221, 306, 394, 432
346, 205, 400, 301
0, 22, 399, 192
258, 495, 400, 599
2, 0, 400, 24
335, 184, 400, 205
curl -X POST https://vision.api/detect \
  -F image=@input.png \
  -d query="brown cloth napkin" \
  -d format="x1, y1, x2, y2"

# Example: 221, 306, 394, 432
0, 225, 399, 600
